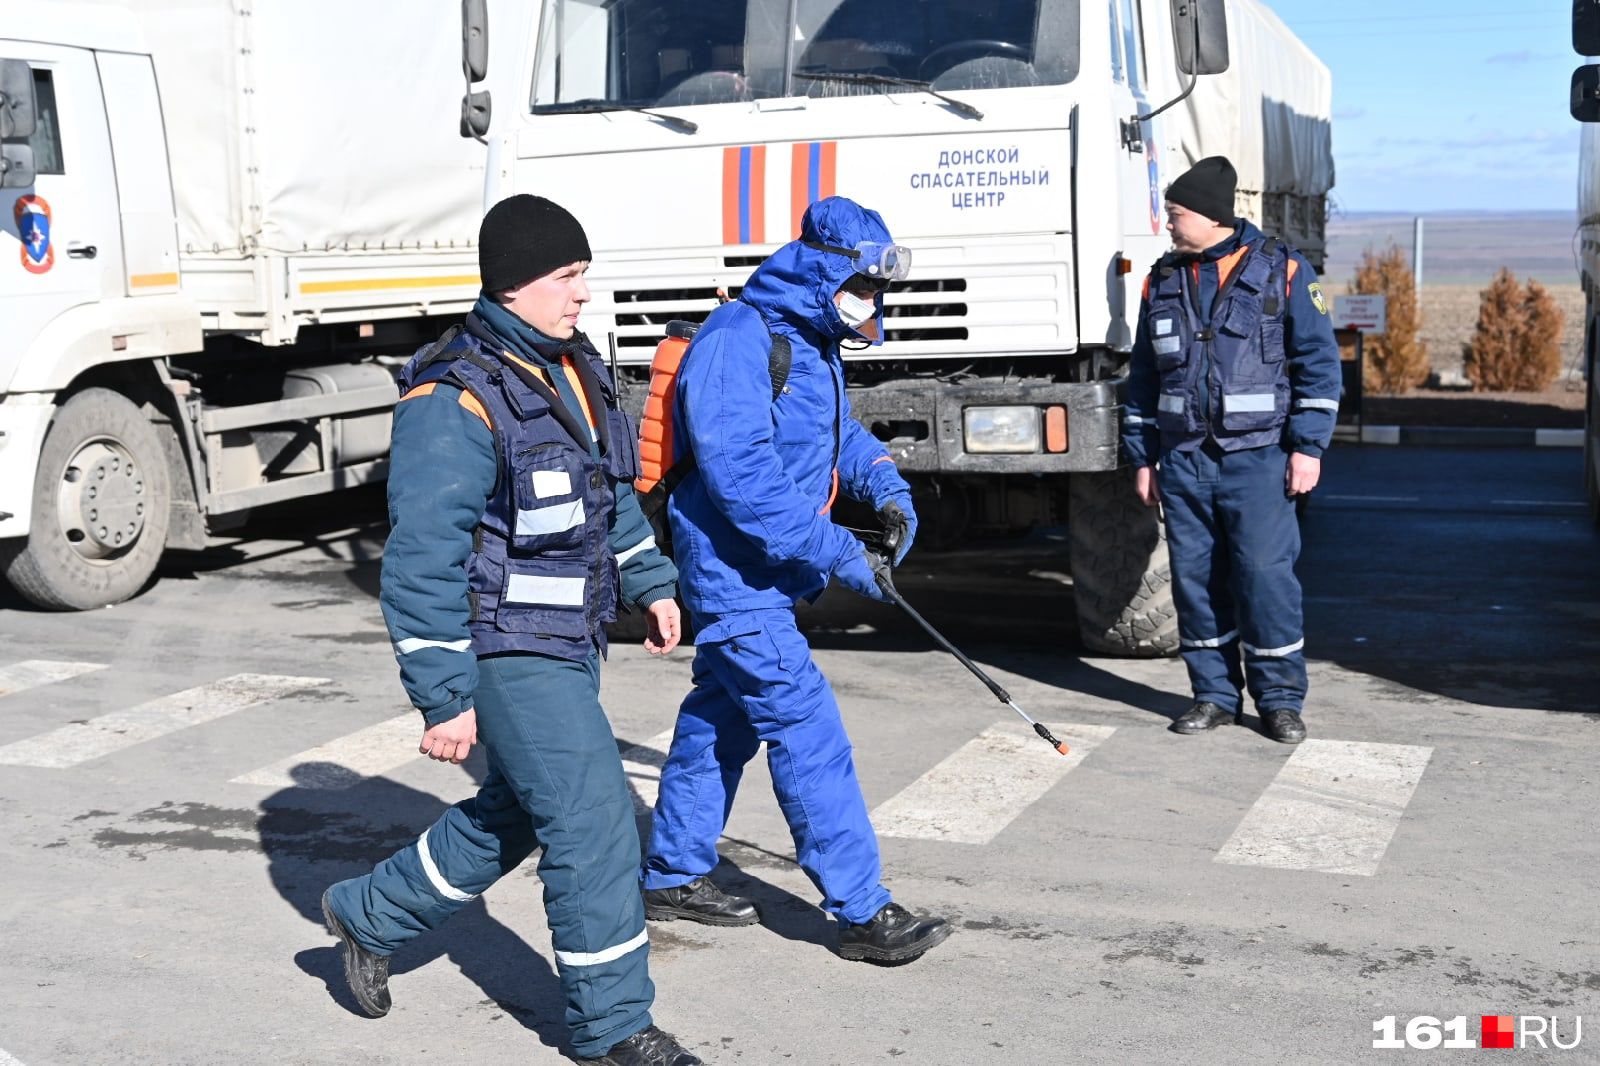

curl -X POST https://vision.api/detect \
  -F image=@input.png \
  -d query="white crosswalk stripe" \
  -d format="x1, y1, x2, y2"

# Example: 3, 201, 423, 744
1214, 739, 1433, 876
0, 659, 106, 695
620, 728, 677, 814
0, 673, 331, 769
231, 712, 419, 789
872, 721, 1116, 844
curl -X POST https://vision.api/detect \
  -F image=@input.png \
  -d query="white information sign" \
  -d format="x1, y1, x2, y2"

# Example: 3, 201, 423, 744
1333, 294, 1387, 333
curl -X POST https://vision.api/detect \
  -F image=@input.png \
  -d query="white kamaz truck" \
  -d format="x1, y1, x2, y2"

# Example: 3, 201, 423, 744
1, 0, 1332, 656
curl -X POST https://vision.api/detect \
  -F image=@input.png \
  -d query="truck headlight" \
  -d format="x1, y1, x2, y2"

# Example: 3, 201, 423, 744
963, 406, 1041, 454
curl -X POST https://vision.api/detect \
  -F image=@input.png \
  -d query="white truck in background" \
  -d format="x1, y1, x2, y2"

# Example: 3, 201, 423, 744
0, 0, 1332, 657
0, 1, 486, 609
1569, 1, 1600, 523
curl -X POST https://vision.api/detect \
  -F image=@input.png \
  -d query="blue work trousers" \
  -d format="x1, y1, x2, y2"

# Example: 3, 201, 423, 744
641, 607, 892, 925
1157, 442, 1308, 715
325, 651, 652, 1059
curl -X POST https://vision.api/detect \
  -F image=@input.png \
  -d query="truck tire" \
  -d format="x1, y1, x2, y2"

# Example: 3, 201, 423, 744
1069, 468, 1179, 657
0, 388, 172, 610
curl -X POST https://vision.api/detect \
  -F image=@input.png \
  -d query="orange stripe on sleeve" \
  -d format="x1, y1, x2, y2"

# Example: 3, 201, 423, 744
1286, 259, 1300, 293
458, 390, 491, 427
872, 455, 894, 465
399, 382, 438, 402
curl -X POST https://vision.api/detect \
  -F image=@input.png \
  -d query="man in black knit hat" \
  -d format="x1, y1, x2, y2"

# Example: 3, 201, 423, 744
320, 194, 704, 1066
1121, 156, 1341, 745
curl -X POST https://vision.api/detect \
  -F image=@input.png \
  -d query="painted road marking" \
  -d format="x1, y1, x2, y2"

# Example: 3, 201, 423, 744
1215, 739, 1432, 876
231, 712, 419, 789
620, 727, 677, 814
0, 674, 330, 769
0, 659, 106, 696
872, 721, 1116, 844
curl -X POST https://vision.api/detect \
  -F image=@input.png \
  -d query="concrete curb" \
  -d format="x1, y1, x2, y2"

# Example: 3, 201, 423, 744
1333, 425, 1585, 448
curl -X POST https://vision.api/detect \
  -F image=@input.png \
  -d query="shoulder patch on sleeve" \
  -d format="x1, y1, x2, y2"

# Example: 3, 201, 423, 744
1308, 282, 1328, 316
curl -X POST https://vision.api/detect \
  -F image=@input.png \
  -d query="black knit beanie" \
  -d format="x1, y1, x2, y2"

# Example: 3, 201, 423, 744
479, 194, 593, 293
1164, 156, 1237, 225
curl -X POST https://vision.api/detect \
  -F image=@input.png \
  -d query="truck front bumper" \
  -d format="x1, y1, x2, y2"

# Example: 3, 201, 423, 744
846, 378, 1125, 475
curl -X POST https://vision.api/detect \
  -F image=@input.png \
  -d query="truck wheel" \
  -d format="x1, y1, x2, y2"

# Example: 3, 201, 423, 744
1069, 468, 1179, 657
0, 388, 172, 610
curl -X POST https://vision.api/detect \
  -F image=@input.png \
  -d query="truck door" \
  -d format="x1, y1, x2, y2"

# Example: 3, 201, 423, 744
0, 44, 123, 391
1108, 0, 1163, 346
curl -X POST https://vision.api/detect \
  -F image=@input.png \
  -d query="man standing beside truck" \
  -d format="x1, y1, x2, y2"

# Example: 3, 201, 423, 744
320, 195, 704, 1066
1122, 157, 1341, 745
638, 196, 952, 965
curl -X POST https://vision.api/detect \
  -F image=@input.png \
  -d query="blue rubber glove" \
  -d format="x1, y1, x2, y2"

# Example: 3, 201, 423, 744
834, 549, 894, 604
878, 496, 917, 566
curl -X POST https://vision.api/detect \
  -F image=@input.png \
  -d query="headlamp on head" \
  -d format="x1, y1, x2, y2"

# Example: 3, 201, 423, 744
804, 239, 913, 282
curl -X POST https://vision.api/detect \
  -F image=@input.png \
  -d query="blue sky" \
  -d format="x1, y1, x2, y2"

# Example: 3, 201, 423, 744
1264, 1, 1581, 213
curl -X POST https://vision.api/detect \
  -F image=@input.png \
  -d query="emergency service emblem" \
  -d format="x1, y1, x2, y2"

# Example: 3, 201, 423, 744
14, 195, 54, 275
1309, 282, 1328, 315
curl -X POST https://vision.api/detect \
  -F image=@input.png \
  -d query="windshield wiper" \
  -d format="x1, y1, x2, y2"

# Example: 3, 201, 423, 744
531, 100, 698, 134
791, 71, 983, 121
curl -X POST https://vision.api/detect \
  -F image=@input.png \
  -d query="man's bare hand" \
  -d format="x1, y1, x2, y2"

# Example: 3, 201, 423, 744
1134, 465, 1162, 506
1286, 452, 1322, 496
419, 708, 477, 764
644, 598, 682, 655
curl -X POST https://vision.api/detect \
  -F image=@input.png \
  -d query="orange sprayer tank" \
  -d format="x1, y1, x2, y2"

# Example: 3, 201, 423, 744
636, 320, 701, 494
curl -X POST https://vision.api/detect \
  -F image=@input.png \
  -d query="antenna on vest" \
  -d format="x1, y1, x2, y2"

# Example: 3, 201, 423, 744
606, 331, 619, 381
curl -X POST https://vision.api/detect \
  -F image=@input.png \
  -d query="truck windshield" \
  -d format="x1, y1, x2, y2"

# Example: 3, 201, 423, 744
530, 0, 1078, 112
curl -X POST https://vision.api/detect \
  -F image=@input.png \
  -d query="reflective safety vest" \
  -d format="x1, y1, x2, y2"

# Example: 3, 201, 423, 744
1146, 236, 1292, 453
398, 323, 640, 659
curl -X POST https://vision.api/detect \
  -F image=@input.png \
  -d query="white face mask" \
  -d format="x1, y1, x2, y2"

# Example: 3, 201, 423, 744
837, 292, 876, 330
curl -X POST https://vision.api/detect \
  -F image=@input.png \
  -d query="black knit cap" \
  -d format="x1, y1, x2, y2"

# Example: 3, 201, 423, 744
478, 194, 593, 293
1164, 156, 1237, 225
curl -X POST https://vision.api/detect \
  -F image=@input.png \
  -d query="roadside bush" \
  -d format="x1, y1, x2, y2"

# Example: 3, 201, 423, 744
1348, 243, 1428, 395
1462, 269, 1564, 392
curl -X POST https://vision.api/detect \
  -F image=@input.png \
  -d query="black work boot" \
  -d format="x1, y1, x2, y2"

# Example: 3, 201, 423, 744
837, 902, 952, 964
321, 888, 391, 1018
1170, 701, 1241, 734
594, 1024, 703, 1066
642, 876, 759, 927
1262, 709, 1307, 745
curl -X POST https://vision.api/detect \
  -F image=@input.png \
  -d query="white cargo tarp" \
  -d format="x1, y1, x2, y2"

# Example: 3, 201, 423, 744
108, 0, 486, 258
1176, 0, 1334, 197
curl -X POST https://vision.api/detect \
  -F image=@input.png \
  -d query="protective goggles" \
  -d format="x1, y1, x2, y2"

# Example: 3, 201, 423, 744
803, 239, 913, 282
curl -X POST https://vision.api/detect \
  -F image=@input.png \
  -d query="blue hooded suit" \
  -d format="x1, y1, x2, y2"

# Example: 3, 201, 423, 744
641, 197, 914, 923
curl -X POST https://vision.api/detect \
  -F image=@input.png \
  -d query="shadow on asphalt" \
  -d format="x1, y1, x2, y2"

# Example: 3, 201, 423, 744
260, 759, 570, 1053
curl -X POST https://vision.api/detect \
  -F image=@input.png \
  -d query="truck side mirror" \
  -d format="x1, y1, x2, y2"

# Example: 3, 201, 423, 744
1, 59, 38, 140
1171, 0, 1229, 76
461, 90, 491, 138
463, 0, 489, 82
0, 143, 35, 188
1573, 64, 1600, 122
1576, 0, 1600, 56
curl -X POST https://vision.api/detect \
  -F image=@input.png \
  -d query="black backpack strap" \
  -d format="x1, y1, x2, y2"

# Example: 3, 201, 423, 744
766, 330, 792, 401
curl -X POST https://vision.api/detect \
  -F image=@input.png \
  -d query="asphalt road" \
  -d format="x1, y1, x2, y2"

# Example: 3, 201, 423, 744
0, 445, 1595, 1065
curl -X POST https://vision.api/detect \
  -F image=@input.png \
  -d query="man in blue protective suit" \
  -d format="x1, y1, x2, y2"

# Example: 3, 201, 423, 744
1122, 157, 1341, 745
320, 195, 703, 1066
639, 196, 952, 965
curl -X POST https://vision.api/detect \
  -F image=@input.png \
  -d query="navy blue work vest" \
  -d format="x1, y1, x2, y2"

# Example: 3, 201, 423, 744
398, 321, 641, 660
1146, 236, 1291, 453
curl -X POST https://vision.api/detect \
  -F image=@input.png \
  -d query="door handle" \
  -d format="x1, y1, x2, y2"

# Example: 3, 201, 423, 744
67, 243, 98, 259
